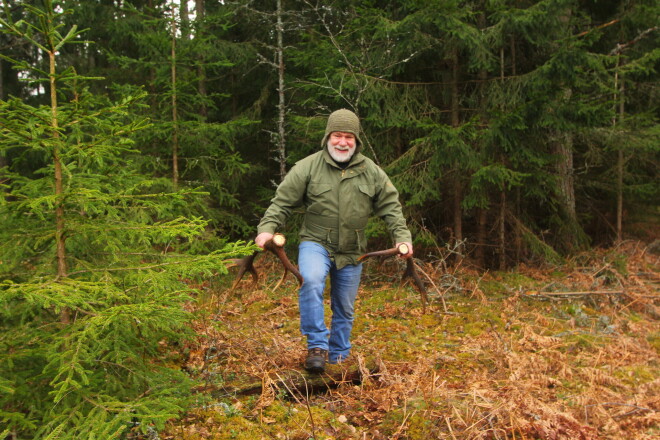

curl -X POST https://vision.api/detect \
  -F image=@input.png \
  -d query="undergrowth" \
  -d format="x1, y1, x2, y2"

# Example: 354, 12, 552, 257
161, 241, 658, 440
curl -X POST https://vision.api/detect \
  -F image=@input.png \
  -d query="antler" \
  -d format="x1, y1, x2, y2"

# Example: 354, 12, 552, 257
358, 243, 429, 313
402, 259, 429, 313
264, 233, 304, 287
230, 234, 303, 290
227, 251, 259, 290
358, 243, 411, 262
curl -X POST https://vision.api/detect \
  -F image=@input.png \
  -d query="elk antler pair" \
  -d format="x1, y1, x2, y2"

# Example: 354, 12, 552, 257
358, 243, 429, 313
229, 234, 303, 290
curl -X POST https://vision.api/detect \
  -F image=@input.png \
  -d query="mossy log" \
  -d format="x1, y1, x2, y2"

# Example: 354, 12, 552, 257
204, 359, 380, 399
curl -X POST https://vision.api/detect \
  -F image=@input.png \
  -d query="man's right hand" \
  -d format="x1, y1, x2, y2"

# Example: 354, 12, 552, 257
255, 232, 274, 249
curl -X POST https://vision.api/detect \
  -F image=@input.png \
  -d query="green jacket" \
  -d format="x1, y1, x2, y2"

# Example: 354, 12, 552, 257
257, 149, 412, 269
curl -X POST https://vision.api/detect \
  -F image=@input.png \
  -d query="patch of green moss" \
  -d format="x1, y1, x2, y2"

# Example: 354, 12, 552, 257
418, 313, 442, 328
378, 399, 447, 439
244, 299, 277, 314
496, 271, 540, 287
556, 383, 589, 406
609, 253, 629, 276
479, 280, 509, 297
464, 320, 490, 337
614, 365, 658, 387
200, 401, 354, 440
647, 332, 660, 354
559, 332, 604, 351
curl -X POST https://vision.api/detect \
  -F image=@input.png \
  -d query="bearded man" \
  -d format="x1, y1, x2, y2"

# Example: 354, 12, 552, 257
255, 109, 413, 373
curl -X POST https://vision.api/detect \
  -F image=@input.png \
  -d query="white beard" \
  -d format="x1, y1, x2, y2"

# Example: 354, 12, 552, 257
327, 140, 356, 163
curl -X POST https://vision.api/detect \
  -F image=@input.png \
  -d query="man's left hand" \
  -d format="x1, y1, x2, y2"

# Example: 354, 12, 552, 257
396, 242, 413, 258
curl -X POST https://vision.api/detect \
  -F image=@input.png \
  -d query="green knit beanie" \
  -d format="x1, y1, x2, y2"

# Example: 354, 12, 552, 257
321, 109, 363, 149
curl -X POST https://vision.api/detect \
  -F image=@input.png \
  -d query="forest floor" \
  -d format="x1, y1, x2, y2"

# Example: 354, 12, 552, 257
163, 240, 659, 440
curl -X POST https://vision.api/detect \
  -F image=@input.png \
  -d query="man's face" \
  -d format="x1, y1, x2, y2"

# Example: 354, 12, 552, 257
327, 131, 356, 163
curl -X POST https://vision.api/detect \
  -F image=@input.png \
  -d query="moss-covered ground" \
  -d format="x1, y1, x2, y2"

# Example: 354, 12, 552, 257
162, 241, 658, 439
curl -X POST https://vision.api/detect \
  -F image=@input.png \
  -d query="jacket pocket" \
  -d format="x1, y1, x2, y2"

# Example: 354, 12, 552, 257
345, 184, 374, 229
358, 184, 375, 198
306, 183, 332, 215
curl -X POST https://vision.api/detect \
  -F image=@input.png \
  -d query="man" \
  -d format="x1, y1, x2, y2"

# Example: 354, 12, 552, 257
255, 109, 412, 373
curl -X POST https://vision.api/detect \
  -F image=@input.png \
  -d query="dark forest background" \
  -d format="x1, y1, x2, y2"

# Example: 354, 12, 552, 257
0, 0, 657, 438
3, 0, 658, 266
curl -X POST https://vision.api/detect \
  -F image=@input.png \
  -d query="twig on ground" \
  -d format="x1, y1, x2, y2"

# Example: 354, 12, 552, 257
583, 402, 654, 422
534, 290, 625, 296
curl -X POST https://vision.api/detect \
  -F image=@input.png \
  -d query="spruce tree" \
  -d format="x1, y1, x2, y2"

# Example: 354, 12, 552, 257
0, 2, 253, 438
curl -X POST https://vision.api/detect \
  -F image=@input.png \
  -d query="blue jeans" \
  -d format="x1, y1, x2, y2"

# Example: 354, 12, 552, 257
298, 241, 363, 363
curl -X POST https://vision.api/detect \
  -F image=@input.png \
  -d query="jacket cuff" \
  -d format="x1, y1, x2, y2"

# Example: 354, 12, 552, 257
393, 231, 412, 245
257, 222, 278, 235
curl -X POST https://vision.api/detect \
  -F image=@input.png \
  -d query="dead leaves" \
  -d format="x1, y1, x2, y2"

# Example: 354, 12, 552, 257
164, 240, 659, 439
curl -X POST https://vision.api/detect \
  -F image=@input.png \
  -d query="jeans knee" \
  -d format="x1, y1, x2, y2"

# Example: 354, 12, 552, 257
301, 269, 327, 288
332, 308, 354, 322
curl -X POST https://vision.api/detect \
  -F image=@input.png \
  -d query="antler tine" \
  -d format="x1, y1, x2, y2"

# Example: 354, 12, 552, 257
228, 251, 259, 290
264, 234, 304, 286
230, 234, 303, 290
403, 259, 429, 313
358, 243, 429, 312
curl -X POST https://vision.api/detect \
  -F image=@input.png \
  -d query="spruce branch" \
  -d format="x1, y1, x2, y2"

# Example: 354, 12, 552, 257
609, 26, 659, 56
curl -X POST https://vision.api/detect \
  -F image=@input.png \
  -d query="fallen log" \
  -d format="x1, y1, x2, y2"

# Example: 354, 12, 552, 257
203, 358, 380, 399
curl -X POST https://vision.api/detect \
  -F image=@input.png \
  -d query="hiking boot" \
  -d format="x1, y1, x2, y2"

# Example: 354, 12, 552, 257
304, 348, 327, 373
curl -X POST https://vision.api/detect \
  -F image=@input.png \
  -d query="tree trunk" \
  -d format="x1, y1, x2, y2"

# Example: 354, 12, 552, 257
276, 0, 287, 182
498, 46, 506, 270
48, 41, 69, 324
499, 190, 506, 270
511, 36, 521, 263
196, 0, 208, 118
552, 9, 585, 252
450, 47, 463, 259
171, 7, 179, 189
476, 209, 487, 268
515, 187, 522, 262
553, 120, 589, 253
0, 58, 4, 101
553, 87, 582, 252
48, 51, 67, 280
179, 0, 189, 40
555, 131, 576, 221
553, 122, 582, 252
615, 70, 625, 243
474, 9, 488, 269
510, 35, 516, 77
0, 59, 5, 179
